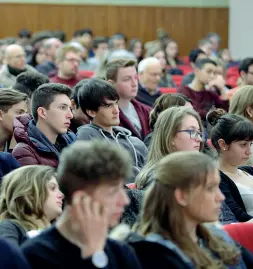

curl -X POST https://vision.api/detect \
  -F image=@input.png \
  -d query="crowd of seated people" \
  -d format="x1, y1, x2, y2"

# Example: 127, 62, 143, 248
1, 26, 253, 269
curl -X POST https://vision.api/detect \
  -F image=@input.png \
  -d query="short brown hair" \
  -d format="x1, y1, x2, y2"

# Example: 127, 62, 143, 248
0, 88, 28, 112
105, 59, 136, 81
57, 140, 132, 203
55, 44, 81, 62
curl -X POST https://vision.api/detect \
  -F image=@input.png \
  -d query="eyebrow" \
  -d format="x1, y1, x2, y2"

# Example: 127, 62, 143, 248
187, 126, 200, 130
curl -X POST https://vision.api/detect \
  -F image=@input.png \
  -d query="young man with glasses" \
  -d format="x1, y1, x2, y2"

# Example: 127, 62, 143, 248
50, 44, 82, 88
227, 57, 253, 100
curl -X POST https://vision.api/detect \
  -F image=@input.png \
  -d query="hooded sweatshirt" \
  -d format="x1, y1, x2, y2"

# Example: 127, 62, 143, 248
12, 114, 76, 167
77, 123, 148, 181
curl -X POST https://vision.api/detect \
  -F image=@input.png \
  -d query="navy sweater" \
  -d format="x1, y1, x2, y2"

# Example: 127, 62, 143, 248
21, 226, 142, 269
0, 238, 31, 269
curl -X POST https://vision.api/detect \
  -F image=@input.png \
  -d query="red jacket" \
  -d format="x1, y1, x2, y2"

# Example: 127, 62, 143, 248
12, 114, 76, 167
119, 99, 151, 140
177, 85, 229, 121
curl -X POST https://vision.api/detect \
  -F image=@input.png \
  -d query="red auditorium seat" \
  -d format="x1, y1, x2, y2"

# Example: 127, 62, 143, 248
78, 70, 94, 79
226, 76, 238, 88
177, 65, 192, 75
227, 66, 239, 78
160, 87, 177, 94
126, 183, 136, 189
172, 75, 183, 87
180, 56, 190, 65
224, 223, 253, 253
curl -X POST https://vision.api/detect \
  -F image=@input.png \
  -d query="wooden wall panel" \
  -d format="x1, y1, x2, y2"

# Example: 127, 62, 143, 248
0, 3, 228, 55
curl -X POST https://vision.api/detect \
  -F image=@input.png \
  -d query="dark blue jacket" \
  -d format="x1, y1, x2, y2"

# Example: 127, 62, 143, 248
0, 238, 31, 269
0, 153, 20, 182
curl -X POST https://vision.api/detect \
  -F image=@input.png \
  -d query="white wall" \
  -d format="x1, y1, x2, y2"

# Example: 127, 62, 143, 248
229, 0, 253, 59
0, 0, 229, 7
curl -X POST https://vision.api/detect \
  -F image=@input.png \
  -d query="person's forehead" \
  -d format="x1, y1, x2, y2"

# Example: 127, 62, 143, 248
146, 63, 161, 72
248, 64, 253, 72
202, 63, 216, 70
10, 47, 25, 56
65, 51, 80, 59
52, 94, 71, 105
118, 66, 136, 76
103, 98, 118, 104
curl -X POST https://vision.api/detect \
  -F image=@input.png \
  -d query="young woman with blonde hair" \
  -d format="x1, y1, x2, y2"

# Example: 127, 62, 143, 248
136, 106, 204, 190
130, 151, 250, 268
0, 165, 64, 246
144, 93, 192, 148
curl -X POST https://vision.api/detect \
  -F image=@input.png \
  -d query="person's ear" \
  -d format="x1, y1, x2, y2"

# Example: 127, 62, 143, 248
174, 188, 189, 207
86, 109, 96, 119
55, 59, 61, 69
246, 106, 253, 119
218, 139, 228, 152
37, 107, 47, 120
240, 71, 246, 81
107, 79, 115, 86
71, 99, 76, 110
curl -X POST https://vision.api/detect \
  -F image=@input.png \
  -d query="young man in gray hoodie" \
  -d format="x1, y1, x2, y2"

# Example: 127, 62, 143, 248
76, 78, 148, 181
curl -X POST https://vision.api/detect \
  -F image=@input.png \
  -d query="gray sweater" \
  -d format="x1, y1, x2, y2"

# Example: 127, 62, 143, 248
77, 124, 148, 182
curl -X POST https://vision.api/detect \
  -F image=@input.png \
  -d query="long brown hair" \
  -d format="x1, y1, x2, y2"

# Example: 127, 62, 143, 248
136, 151, 240, 268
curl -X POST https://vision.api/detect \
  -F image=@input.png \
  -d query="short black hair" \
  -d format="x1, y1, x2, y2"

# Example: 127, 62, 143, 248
189, 48, 205, 64
53, 30, 66, 42
31, 83, 72, 123
114, 32, 128, 42
18, 28, 32, 39
239, 58, 253, 74
195, 58, 217, 70
74, 28, 93, 38
71, 79, 88, 108
30, 31, 53, 47
77, 78, 119, 119
92, 37, 108, 49
13, 71, 49, 98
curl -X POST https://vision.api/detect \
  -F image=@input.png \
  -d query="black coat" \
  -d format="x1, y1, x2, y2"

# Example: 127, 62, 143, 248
219, 166, 253, 222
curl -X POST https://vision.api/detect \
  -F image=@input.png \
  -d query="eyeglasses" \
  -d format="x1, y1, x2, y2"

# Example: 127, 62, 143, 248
177, 129, 204, 140
12, 54, 26, 59
64, 58, 81, 64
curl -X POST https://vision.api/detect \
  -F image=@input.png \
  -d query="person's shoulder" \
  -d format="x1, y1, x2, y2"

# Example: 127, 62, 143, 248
21, 226, 57, 251
131, 99, 152, 112
239, 166, 253, 175
0, 152, 18, 164
177, 84, 191, 93
77, 124, 100, 139
25, 64, 37, 72
106, 238, 140, 263
0, 238, 31, 268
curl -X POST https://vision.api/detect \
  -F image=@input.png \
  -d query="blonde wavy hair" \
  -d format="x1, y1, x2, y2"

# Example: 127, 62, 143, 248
229, 85, 253, 120
0, 165, 55, 231
136, 151, 240, 268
